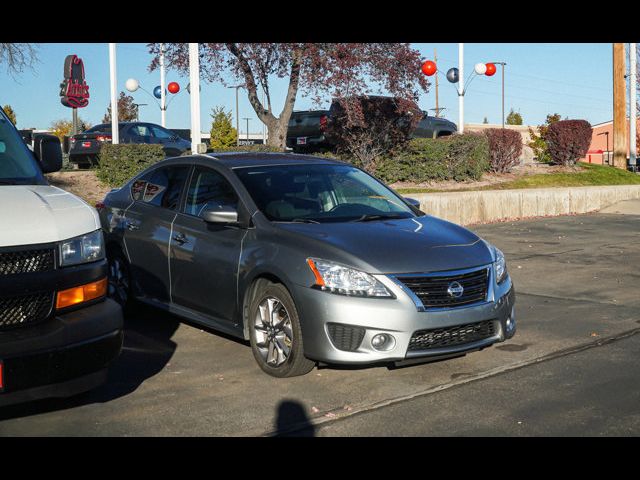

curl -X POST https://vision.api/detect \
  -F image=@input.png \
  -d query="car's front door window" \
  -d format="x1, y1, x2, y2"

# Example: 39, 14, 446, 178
184, 167, 239, 217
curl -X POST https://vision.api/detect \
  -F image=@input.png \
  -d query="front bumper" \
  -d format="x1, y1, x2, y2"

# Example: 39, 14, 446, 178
292, 271, 515, 365
0, 298, 123, 407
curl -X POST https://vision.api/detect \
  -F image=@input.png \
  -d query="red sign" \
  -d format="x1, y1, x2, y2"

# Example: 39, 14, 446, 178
60, 55, 90, 108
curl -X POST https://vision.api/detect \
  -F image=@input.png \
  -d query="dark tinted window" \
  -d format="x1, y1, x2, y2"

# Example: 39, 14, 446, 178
85, 124, 113, 133
131, 165, 190, 210
184, 167, 238, 217
150, 125, 173, 140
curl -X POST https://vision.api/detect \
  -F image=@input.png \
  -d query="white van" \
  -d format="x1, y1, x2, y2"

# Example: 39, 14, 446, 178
0, 107, 123, 406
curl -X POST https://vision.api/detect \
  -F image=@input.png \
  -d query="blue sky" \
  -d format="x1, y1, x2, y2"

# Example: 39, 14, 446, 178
0, 43, 621, 132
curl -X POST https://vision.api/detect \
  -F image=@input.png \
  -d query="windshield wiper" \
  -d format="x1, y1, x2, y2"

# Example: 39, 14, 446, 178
288, 218, 321, 224
351, 214, 408, 223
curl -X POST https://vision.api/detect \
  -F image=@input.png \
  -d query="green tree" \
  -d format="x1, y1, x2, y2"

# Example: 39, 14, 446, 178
209, 106, 238, 148
506, 108, 523, 125
103, 92, 138, 123
527, 113, 562, 163
2, 104, 16, 125
483, 116, 489, 124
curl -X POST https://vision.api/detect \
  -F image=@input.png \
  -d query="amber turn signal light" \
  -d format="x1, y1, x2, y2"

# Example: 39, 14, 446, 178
56, 277, 108, 310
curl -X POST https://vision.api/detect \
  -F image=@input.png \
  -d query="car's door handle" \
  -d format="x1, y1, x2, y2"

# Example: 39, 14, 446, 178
126, 221, 139, 231
173, 233, 188, 245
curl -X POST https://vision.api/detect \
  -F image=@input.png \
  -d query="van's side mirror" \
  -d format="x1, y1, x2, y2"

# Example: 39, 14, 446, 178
33, 134, 63, 173
202, 205, 239, 225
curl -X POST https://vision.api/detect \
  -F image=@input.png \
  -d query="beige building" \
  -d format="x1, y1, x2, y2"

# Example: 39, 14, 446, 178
465, 123, 537, 164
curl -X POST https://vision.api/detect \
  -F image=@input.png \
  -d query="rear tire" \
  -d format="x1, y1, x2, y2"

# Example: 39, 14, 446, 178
248, 282, 315, 378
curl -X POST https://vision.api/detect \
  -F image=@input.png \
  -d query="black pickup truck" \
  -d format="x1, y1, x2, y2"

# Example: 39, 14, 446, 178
286, 108, 457, 153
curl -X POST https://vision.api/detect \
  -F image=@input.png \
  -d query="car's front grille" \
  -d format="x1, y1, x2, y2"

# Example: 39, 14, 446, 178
0, 248, 55, 275
0, 291, 54, 330
408, 320, 497, 352
398, 267, 489, 309
327, 323, 366, 352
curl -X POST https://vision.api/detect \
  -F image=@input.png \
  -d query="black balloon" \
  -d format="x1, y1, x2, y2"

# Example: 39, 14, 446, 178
446, 68, 459, 83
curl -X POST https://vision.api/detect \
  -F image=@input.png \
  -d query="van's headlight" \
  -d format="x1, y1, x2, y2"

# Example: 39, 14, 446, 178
494, 247, 507, 284
306, 258, 392, 297
59, 230, 105, 267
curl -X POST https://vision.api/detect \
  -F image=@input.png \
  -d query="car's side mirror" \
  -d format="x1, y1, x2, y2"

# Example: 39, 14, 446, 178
202, 205, 239, 225
404, 197, 421, 208
33, 134, 63, 173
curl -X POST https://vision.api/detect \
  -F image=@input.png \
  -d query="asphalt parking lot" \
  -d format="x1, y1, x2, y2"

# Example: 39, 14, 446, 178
1, 201, 639, 436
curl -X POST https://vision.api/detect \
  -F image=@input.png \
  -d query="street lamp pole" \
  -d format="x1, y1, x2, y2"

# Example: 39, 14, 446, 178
243, 117, 251, 141
188, 43, 201, 153
458, 43, 464, 134
160, 43, 166, 127
108, 43, 119, 144
489, 61, 507, 128
228, 84, 245, 146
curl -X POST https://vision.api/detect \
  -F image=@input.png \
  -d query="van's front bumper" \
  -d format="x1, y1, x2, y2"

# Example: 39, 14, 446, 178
293, 269, 515, 365
0, 298, 123, 407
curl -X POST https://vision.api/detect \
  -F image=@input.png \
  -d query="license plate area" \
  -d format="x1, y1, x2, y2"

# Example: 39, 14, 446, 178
296, 137, 307, 145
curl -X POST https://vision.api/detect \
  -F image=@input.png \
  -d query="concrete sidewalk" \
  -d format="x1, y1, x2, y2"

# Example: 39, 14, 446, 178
1, 205, 639, 436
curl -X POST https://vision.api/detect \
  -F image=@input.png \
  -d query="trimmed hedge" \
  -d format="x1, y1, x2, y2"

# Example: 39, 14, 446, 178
375, 134, 490, 184
96, 143, 165, 187
208, 145, 284, 153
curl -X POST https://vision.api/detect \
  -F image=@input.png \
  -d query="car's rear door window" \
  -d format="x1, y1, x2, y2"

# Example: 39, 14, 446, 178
131, 165, 190, 210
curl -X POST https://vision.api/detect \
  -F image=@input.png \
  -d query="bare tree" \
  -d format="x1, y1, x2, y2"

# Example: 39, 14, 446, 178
0, 43, 38, 76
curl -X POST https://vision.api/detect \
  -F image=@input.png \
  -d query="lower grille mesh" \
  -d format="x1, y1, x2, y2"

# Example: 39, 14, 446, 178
327, 323, 365, 352
408, 320, 496, 352
0, 291, 54, 330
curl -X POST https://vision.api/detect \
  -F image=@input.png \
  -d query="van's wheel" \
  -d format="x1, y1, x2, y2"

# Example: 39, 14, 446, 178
249, 282, 315, 378
107, 249, 134, 311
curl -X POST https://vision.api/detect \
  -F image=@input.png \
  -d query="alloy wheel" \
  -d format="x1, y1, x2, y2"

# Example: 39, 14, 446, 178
254, 297, 293, 367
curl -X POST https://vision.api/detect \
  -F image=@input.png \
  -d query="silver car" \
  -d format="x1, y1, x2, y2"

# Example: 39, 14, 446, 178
99, 153, 515, 377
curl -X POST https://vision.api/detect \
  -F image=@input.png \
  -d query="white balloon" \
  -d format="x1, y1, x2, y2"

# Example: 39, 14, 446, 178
125, 78, 139, 92
474, 63, 487, 75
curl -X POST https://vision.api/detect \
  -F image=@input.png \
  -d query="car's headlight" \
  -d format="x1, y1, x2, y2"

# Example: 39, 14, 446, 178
494, 247, 507, 284
59, 230, 105, 267
306, 258, 392, 297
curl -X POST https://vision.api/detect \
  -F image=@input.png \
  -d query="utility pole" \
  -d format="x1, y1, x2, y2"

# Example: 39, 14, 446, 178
613, 43, 627, 169
434, 48, 439, 117
228, 84, 244, 146
630, 43, 637, 170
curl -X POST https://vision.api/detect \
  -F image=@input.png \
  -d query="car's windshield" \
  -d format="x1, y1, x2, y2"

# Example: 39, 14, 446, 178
0, 110, 44, 185
235, 163, 417, 223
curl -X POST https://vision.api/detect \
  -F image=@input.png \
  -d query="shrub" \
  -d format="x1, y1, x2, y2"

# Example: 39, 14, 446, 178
375, 134, 490, 184
96, 143, 165, 187
527, 113, 562, 163
324, 96, 422, 173
546, 120, 592, 166
484, 128, 523, 173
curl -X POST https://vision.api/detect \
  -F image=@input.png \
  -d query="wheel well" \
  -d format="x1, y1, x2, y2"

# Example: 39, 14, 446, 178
241, 273, 284, 340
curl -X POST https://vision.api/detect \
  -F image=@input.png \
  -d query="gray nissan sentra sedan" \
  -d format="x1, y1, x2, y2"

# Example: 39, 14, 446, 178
99, 152, 516, 377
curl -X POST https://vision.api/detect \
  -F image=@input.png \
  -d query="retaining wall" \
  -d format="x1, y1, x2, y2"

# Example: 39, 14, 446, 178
409, 185, 640, 225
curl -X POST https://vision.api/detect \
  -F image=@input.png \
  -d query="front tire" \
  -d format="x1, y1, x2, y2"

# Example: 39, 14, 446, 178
107, 249, 135, 313
249, 282, 315, 378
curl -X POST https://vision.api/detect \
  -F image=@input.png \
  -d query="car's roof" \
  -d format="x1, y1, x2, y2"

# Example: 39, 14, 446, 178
202, 152, 346, 169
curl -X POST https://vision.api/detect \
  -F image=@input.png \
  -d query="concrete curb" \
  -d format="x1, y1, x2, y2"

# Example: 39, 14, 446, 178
410, 185, 640, 225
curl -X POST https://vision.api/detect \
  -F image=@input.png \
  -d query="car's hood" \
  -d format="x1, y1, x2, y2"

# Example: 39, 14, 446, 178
0, 185, 100, 247
275, 215, 493, 274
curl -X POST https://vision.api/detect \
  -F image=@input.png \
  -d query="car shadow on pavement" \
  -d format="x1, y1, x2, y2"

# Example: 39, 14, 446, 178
0, 302, 180, 421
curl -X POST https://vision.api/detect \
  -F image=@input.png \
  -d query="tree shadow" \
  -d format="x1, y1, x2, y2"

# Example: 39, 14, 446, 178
273, 400, 316, 437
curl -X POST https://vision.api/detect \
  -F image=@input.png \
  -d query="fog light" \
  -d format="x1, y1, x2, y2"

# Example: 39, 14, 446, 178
371, 333, 395, 351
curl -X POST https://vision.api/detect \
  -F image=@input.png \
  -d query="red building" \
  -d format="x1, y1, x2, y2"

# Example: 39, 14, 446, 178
579, 119, 640, 165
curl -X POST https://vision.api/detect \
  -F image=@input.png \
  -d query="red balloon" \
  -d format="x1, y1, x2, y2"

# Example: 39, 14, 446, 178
485, 63, 497, 76
168, 82, 180, 94
421, 60, 437, 76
